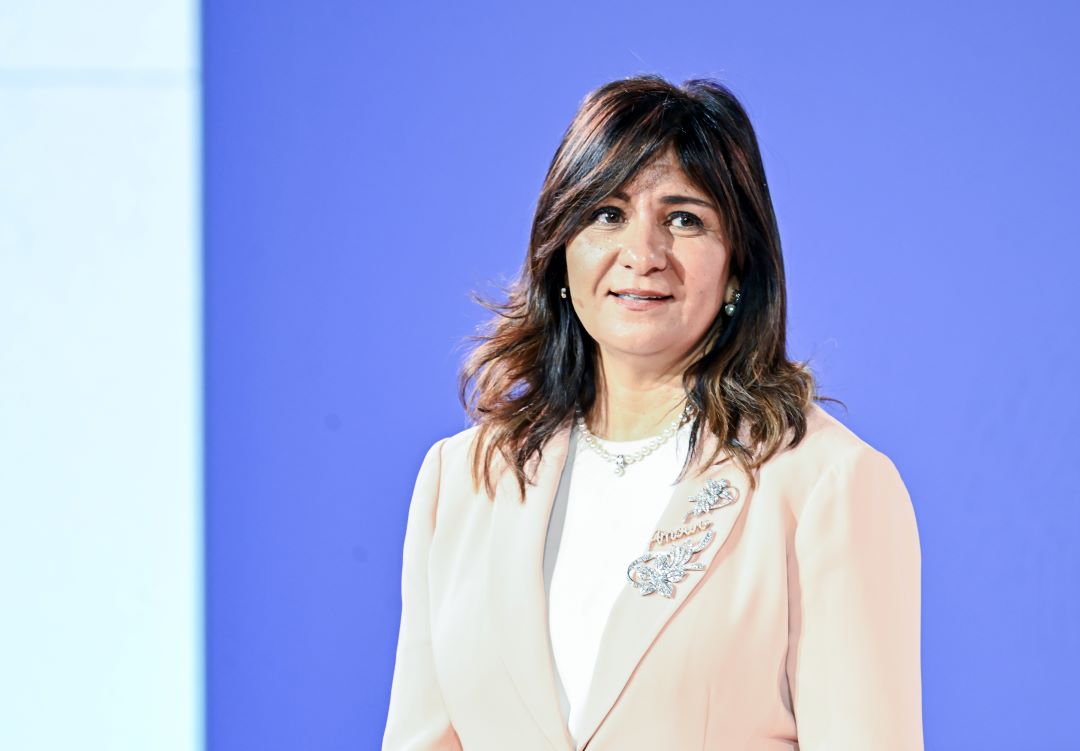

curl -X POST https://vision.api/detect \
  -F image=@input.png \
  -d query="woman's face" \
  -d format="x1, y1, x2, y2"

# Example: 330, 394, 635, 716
565, 146, 735, 371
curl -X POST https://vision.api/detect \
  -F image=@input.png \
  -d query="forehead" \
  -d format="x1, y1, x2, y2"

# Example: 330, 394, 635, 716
617, 147, 701, 195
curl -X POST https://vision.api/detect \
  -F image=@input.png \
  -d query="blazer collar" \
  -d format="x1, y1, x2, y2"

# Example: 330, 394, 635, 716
486, 418, 753, 750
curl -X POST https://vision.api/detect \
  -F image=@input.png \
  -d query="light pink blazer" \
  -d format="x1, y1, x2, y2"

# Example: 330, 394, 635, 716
383, 404, 923, 750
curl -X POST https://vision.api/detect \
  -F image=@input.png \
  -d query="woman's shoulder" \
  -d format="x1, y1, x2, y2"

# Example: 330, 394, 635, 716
798, 402, 888, 459
758, 402, 905, 493
776, 404, 919, 557
418, 420, 573, 497
410, 423, 484, 488
430, 423, 482, 465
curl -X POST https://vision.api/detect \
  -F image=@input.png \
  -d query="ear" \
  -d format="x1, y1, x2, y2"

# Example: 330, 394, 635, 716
725, 277, 741, 302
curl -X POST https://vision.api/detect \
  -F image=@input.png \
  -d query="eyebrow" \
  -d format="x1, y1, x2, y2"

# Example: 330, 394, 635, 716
611, 190, 718, 211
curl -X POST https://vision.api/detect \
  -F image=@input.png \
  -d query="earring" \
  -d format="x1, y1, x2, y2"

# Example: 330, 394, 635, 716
560, 287, 568, 299
723, 290, 741, 317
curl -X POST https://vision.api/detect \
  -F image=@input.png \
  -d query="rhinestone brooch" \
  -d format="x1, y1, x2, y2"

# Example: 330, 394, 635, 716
685, 477, 739, 521
626, 476, 742, 599
626, 530, 715, 598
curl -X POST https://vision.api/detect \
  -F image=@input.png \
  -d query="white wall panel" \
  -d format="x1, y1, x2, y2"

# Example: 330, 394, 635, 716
0, 1, 195, 71
0, 4, 201, 750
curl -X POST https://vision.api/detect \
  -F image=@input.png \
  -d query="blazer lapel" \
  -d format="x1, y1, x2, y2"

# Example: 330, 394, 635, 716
573, 427, 753, 749
488, 422, 577, 751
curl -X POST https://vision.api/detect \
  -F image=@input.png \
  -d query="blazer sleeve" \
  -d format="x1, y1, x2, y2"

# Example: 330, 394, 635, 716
787, 446, 924, 751
382, 438, 464, 751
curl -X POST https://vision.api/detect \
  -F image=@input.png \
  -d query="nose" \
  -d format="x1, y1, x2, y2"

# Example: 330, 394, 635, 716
616, 215, 669, 275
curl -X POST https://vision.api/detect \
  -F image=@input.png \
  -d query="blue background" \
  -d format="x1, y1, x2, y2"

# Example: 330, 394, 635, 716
203, 2, 1079, 748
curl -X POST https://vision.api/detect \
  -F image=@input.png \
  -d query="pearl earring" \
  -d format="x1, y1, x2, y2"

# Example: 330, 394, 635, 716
560, 287, 568, 299
723, 290, 741, 317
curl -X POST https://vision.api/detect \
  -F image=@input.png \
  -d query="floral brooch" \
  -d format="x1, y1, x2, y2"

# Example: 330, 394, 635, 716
625, 477, 741, 598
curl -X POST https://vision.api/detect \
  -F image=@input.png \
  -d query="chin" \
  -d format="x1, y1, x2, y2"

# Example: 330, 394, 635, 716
601, 337, 685, 358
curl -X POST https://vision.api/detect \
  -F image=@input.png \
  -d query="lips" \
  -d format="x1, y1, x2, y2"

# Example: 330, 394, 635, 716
610, 288, 673, 300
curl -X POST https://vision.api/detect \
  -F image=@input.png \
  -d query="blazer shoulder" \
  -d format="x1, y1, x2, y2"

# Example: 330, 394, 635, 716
791, 402, 892, 463
434, 423, 481, 470
410, 423, 484, 495
759, 403, 903, 497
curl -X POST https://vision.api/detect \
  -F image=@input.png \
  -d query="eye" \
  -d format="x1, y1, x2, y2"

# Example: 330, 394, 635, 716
589, 206, 624, 225
667, 211, 704, 230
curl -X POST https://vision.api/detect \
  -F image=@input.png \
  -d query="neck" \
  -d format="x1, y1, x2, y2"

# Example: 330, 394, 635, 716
585, 348, 694, 441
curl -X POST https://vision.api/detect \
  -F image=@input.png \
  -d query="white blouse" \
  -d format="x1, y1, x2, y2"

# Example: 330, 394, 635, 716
542, 418, 694, 742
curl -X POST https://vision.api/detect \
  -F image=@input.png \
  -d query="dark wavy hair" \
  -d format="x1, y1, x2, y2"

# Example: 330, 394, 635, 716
458, 74, 837, 502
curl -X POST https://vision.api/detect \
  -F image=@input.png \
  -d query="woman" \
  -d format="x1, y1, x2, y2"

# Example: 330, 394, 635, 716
382, 74, 923, 751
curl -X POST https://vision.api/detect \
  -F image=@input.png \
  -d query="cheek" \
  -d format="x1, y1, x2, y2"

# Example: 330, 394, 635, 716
684, 291, 724, 330
565, 238, 609, 287
682, 265, 728, 321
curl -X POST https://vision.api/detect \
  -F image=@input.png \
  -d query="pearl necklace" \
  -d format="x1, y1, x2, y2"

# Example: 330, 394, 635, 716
575, 403, 695, 476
